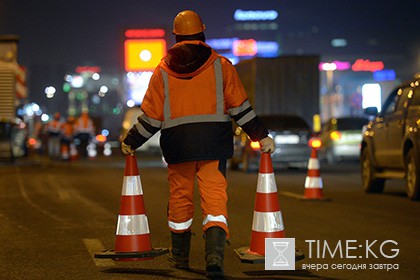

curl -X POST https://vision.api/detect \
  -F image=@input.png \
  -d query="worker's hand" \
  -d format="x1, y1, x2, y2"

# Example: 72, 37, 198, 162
260, 136, 275, 154
121, 142, 135, 155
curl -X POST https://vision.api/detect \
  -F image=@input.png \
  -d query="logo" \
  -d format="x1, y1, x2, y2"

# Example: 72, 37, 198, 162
265, 238, 295, 270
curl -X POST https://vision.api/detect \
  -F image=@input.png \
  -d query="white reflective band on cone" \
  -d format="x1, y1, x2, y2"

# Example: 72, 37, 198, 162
252, 211, 284, 232
203, 214, 227, 226
256, 173, 277, 193
308, 158, 320, 169
305, 177, 323, 188
168, 218, 193, 231
116, 214, 149, 235
122, 176, 143, 195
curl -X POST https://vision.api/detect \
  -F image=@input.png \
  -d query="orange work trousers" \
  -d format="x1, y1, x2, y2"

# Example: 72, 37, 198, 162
167, 160, 229, 237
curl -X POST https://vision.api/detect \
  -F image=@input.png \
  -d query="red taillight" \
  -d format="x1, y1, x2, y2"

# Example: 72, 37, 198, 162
95, 134, 107, 143
330, 131, 342, 141
309, 137, 322, 149
28, 137, 38, 146
250, 141, 261, 150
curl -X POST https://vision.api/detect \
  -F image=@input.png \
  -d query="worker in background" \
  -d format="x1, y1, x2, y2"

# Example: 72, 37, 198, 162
45, 112, 63, 159
60, 116, 75, 160
121, 10, 275, 279
73, 111, 95, 159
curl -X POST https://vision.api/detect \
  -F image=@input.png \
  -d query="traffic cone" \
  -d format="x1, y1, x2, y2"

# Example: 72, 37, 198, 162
69, 143, 78, 161
302, 148, 330, 201
95, 155, 168, 261
61, 144, 69, 161
235, 153, 286, 263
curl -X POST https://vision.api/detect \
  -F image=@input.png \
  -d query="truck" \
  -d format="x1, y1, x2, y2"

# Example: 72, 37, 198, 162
230, 55, 320, 171
234, 55, 320, 124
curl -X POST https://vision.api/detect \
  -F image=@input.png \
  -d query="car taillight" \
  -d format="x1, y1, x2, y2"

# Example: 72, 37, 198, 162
95, 134, 107, 143
330, 131, 342, 141
250, 141, 261, 150
28, 137, 38, 146
309, 137, 322, 149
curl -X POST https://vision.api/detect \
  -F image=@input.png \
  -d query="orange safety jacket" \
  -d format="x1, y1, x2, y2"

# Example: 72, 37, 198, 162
46, 119, 62, 136
74, 115, 94, 135
124, 40, 268, 164
61, 122, 74, 140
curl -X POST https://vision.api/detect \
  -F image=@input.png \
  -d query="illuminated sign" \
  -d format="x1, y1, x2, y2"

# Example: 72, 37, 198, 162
207, 38, 238, 50
256, 41, 279, 57
320, 63, 337, 71
373, 70, 396, 81
234, 22, 278, 31
362, 83, 382, 111
75, 66, 101, 73
208, 38, 279, 58
319, 61, 351, 71
233, 39, 257, 56
331, 38, 347, 47
352, 59, 384, 72
124, 39, 166, 72
125, 29, 165, 38
234, 9, 278, 21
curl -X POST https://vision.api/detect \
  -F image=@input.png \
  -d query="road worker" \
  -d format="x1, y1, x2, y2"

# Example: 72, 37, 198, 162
73, 111, 95, 159
60, 116, 75, 160
121, 10, 275, 279
45, 112, 63, 159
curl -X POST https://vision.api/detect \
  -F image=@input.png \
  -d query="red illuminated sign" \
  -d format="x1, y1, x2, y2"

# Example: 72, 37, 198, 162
351, 59, 384, 72
233, 39, 257, 56
75, 66, 101, 73
125, 29, 165, 38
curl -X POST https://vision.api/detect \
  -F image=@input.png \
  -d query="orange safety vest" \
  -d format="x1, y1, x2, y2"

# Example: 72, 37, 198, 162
127, 41, 266, 163
61, 122, 74, 139
74, 115, 94, 134
46, 119, 62, 135
124, 41, 268, 163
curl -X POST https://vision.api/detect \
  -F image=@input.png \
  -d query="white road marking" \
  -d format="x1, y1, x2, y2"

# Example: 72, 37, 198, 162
83, 238, 115, 267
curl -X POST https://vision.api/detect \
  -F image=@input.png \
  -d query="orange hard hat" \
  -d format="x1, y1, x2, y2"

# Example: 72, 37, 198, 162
172, 10, 206, 35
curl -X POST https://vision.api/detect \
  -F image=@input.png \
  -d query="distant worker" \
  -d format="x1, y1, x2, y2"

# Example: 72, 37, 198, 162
45, 112, 63, 159
121, 10, 275, 278
73, 111, 95, 159
60, 116, 75, 160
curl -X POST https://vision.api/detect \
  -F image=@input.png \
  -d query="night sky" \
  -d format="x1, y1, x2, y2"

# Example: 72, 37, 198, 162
1, 0, 419, 108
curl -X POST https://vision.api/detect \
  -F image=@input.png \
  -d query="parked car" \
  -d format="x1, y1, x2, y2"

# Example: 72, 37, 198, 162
361, 75, 420, 200
120, 107, 161, 153
230, 114, 312, 172
319, 116, 369, 164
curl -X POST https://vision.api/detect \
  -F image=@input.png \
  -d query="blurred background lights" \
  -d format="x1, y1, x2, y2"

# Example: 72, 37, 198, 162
362, 83, 382, 111
331, 38, 348, 47
70, 75, 84, 88
41, 113, 49, 122
140, 49, 152, 62
101, 129, 109, 137
92, 73, 100, 80
126, 99, 135, 107
44, 86, 56, 98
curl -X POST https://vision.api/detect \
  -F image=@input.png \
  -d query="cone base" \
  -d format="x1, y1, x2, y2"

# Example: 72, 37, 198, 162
249, 230, 285, 256
303, 188, 330, 201
234, 246, 306, 264
94, 248, 169, 261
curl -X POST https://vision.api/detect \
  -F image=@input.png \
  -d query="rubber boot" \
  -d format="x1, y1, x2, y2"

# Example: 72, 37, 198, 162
205, 226, 226, 279
169, 231, 191, 269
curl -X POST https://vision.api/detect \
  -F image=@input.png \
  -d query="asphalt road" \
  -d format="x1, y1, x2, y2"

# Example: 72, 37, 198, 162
0, 152, 419, 280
